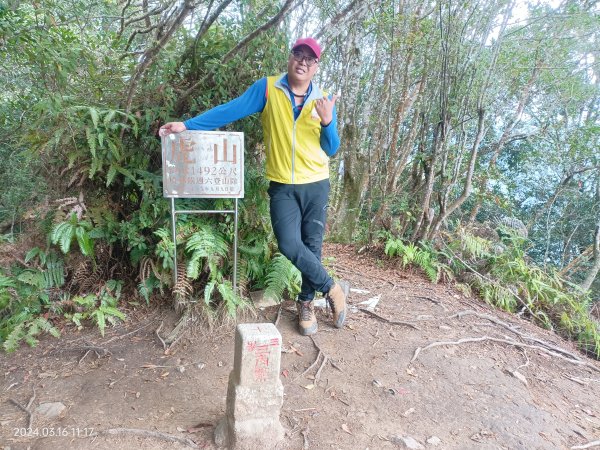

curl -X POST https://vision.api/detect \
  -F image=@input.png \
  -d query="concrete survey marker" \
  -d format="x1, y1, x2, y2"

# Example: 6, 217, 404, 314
215, 323, 284, 449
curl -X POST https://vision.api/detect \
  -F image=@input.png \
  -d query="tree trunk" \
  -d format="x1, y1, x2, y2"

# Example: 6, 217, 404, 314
580, 222, 600, 293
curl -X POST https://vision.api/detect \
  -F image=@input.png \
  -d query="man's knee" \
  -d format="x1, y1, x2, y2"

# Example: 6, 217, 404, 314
277, 237, 300, 262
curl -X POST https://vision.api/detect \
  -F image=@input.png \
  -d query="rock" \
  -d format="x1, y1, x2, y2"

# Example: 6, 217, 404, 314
390, 435, 424, 449
426, 436, 442, 446
313, 298, 327, 308
358, 294, 381, 311
35, 402, 66, 418
248, 290, 279, 308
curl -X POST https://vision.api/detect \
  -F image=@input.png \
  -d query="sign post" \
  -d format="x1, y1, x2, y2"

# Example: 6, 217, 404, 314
162, 130, 244, 294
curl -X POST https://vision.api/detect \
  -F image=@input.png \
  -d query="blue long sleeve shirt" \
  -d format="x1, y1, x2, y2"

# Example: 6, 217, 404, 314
183, 76, 340, 156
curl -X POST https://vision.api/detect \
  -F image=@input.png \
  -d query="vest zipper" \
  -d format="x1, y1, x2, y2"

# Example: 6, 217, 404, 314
291, 120, 297, 184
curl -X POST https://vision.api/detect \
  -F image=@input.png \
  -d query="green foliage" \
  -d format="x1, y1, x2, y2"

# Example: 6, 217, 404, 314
447, 228, 600, 358
24, 247, 59, 285
67, 280, 126, 337
3, 317, 60, 353
0, 249, 66, 351
185, 227, 229, 280
51, 214, 95, 257
263, 254, 302, 302
154, 227, 175, 270
384, 237, 443, 283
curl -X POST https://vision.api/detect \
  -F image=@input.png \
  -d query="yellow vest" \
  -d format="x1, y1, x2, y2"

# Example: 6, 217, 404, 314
261, 75, 330, 184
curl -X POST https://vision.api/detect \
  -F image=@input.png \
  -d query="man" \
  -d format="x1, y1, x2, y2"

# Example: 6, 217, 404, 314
160, 37, 348, 336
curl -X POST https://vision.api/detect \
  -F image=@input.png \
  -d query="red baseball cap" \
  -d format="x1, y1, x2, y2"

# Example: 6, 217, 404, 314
291, 37, 321, 59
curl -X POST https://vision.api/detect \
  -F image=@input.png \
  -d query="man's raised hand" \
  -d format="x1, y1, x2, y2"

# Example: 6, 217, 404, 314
315, 94, 339, 127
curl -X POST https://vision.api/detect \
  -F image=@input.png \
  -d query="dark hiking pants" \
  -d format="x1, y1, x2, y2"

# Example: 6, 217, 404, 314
268, 179, 334, 302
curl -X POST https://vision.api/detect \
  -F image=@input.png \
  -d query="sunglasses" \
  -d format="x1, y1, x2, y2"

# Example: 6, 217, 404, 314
290, 50, 318, 67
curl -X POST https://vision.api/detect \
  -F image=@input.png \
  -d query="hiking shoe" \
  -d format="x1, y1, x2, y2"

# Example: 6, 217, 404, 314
297, 300, 318, 336
326, 282, 349, 328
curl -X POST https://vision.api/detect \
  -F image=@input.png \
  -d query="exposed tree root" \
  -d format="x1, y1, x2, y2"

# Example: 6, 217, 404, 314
90, 427, 198, 448
102, 319, 159, 345
164, 306, 195, 345
155, 321, 167, 351
301, 427, 310, 449
294, 335, 332, 384
412, 295, 447, 310
571, 441, 600, 449
359, 308, 421, 330
450, 310, 600, 372
274, 304, 283, 327
411, 335, 600, 372
9, 387, 36, 429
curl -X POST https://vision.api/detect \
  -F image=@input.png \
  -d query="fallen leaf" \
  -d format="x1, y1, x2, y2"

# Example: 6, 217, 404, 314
176, 426, 186, 432
281, 369, 289, 378
289, 344, 304, 357
38, 371, 58, 379
403, 407, 416, 417
141, 364, 158, 369
160, 372, 170, 378
342, 424, 353, 435
304, 384, 315, 390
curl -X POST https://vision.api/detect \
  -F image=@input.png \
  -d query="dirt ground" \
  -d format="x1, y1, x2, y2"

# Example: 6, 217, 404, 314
1, 243, 600, 450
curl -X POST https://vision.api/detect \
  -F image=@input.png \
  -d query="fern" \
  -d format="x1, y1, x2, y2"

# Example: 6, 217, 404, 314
185, 227, 229, 280
2, 317, 60, 353
138, 277, 160, 305
44, 253, 65, 288
51, 214, 94, 257
458, 229, 492, 259
154, 227, 174, 269
384, 237, 405, 258
217, 281, 241, 317
204, 279, 217, 306
67, 282, 126, 336
263, 254, 301, 302
3, 323, 25, 352
385, 238, 441, 283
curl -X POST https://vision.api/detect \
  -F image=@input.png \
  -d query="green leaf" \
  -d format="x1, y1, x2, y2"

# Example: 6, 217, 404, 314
85, 127, 97, 158
106, 164, 117, 186
75, 226, 94, 257
92, 309, 106, 336
89, 107, 99, 128
103, 109, 116, 126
